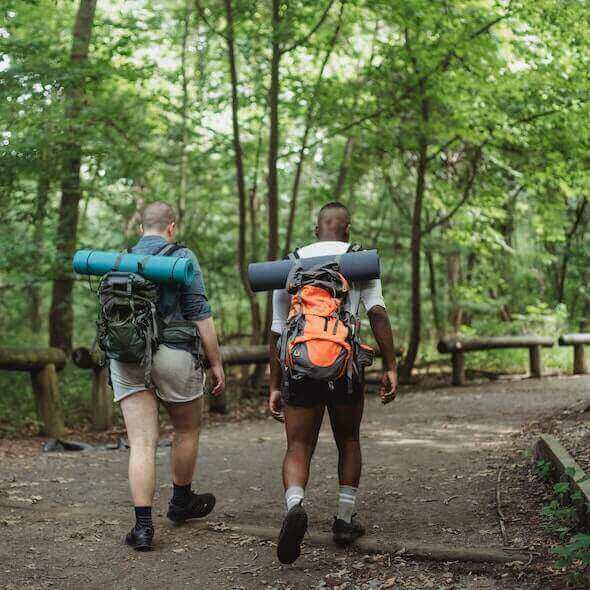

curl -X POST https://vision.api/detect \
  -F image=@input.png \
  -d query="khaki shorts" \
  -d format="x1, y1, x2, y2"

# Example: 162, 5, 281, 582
110, 345, 205, 404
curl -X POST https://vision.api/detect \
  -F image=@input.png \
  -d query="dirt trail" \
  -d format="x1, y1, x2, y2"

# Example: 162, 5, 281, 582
1, 377, 589, 589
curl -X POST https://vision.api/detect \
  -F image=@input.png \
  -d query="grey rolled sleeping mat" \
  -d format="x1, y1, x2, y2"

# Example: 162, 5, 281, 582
247, 249, 381, 292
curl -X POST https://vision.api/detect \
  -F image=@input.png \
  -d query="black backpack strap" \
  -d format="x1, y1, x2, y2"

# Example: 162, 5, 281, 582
346, 243, 363, 253
155, 242, 185, 257
113, 252, 125, 271
286, 247, 300, 262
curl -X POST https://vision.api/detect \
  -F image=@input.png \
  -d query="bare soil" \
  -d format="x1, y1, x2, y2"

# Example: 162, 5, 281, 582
2, 376, 589, 590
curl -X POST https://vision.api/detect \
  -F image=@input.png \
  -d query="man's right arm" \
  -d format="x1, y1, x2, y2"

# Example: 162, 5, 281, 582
268, 332, 284, 421
196, 316, 225, 396
367, 305, 398, 404
268, 288, 290, 421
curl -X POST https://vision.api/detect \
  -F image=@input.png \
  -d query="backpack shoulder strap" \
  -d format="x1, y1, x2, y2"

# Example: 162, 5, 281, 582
287, 247, 300, 262
346, 243, 363, 253
156, 242, 185, 257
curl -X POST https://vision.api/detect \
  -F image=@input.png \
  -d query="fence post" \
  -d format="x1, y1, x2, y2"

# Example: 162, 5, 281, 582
30, 364, 65, 437
573, 343, 588, 375
91, 366, 113, 431
451, 351, 466, 386
529, 345, 542, 378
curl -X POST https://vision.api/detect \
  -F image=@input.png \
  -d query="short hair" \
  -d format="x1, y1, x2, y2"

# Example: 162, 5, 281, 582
141, 201, 176, 232
318, 201, 351, 224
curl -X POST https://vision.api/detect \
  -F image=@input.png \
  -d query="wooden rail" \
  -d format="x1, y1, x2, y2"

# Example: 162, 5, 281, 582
437, 336, 554, 386
0, 347, 66, 437
71, 348, 112, 432
73, 343, 402, 428
559, 333, 590, 375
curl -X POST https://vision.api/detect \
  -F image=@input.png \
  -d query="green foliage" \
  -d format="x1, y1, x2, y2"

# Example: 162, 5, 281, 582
537, 461, 590, 586
535, 458, 553, 480
2, 0, 590, 423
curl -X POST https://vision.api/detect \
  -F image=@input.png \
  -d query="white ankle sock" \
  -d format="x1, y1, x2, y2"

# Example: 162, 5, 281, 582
337, 485, 358, 523
285, 486, 305, 511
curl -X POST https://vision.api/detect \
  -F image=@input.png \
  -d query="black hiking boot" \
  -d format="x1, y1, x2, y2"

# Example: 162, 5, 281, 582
277, 503, 308, 565
167, 491, 216, 523
332, 515, 365, 546
124, 524, 154, 551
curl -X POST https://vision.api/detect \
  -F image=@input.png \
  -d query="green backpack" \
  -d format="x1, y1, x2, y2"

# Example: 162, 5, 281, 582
96, 244, 200, 387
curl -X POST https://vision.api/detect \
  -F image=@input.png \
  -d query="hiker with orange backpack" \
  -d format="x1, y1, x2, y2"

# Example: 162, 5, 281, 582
269, 201, 398, 564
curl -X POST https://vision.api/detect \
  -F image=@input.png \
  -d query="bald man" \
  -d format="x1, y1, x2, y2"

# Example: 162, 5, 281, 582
269, 201, 398, 564
111, 201, 225, 551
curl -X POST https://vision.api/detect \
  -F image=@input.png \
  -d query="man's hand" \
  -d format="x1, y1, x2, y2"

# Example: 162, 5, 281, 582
379, 369, 398, 404
209, 364, 225, 396
269, 388, 284, 422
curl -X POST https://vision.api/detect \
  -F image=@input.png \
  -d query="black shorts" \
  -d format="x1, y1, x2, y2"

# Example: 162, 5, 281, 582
282, 376, 364, 408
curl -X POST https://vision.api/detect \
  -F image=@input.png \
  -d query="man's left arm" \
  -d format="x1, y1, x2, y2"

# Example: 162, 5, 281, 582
181, 249, 225, 395
367, 305, 398, 404
361, 279, 398, 404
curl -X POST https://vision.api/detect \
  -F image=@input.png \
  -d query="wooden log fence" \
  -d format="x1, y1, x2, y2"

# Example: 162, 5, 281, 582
558, 333, 590, 375
437, 336, 554, 386
71, 347, 113, 432
72, 343, 403, 427
0, 347, 66, 437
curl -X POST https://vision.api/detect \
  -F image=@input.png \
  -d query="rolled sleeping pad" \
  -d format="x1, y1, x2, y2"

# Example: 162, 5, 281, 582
248, 249, 380, 292
73, 249, 195, 286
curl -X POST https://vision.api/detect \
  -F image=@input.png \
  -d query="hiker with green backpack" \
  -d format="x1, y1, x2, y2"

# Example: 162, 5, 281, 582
98, 201, 224, 551
269, 201, 398, 564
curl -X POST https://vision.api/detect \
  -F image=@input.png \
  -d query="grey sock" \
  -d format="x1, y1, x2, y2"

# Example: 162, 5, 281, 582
285, 486, 305, 511
337, 485, 358, 523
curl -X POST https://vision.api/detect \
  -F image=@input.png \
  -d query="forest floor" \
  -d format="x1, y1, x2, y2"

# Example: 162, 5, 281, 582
1, 376, 590, 590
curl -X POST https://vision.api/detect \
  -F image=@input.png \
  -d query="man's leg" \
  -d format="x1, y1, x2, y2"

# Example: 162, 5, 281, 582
277, 402, 325, 564
163, 396, 215, 521
327, 397, 365, 545
120, 389, 159, 550
283, 403, 325, 492
166, 396, 203, 485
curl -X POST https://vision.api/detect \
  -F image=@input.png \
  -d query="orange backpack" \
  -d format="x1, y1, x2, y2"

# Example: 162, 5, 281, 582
277, 255, 374, 393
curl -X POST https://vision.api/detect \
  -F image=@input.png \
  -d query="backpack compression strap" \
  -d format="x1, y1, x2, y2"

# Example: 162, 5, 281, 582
287, 248, 300, 262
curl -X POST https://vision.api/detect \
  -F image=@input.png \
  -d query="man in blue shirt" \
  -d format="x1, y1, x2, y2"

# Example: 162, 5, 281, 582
110, 202, 225, 551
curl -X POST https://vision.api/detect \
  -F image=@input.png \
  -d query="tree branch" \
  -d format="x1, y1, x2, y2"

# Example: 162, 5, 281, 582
383, 169, 411, 221
195, 0, 228, 40
427, 134, 463, 162
422, 145, 484, 235
281, 0, 337, 54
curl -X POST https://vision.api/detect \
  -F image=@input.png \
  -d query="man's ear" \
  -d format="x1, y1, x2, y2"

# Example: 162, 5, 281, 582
314, 224, 320, 238
344, 223, 351, 240
139, 224, 144, 235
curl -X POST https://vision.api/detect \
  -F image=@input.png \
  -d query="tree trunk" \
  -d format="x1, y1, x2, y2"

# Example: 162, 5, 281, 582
446, 249, 463, 331
49, 0, 98, 353
425, 246, 444, 340
283, 4, 345, 255
400, 98, 429, 379
267, 0, 280, 267
177, 0, 191, 228
333, 137, 354, 200
260, 0, 282, 340
30, 174, 50, 333
224, 0, 262, 344
249, 128, 263, 265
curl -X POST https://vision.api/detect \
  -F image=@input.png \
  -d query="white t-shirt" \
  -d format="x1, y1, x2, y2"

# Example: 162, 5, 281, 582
270, 241, 386, 335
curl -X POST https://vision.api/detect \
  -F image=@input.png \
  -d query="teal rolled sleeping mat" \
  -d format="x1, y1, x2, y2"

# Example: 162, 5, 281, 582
73, 249, 195, 286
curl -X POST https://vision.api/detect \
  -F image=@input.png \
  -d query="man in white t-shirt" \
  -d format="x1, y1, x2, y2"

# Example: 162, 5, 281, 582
269, 202, 398, 564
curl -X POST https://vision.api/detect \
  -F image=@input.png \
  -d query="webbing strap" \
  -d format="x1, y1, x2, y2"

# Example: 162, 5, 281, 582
346, 243, 363, 253
113, 253, 125, 271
